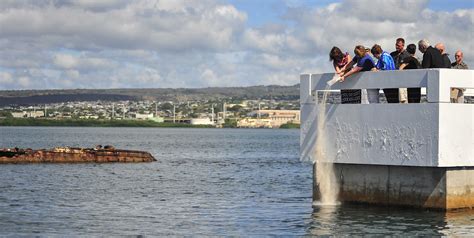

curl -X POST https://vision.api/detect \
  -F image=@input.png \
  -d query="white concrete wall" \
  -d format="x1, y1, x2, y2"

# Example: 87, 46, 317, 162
300, 69, 473, 167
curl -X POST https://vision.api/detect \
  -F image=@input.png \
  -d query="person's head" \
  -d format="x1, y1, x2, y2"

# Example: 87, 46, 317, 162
354, 45, 366, 58
329, 46, 343, 62
406, 44, 417, 55
370, 44, 383, 59
395, 38, 405, 52
435, 43, 445, 55
454, 50, 464, 64
418, 39, 430, 53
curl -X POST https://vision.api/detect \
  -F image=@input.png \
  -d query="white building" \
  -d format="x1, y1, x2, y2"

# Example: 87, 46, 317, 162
11, 111, 45, 118
133, 113, 154, 120
190, 118, 214, 125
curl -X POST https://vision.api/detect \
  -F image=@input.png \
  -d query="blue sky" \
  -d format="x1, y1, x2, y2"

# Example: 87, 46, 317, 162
428, 0, 473, 11
230, 0, 474, 26
229, 0, 337, 26
0, 0, 473, 89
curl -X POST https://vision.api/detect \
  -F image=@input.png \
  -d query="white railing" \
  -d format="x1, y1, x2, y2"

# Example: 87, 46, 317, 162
301, 69, 473, 104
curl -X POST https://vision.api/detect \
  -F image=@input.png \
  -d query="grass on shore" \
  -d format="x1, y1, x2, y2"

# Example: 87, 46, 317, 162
0, 118, 212, 128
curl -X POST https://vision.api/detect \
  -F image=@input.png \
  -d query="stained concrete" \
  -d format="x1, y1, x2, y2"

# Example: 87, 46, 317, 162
313, 163, 474, 210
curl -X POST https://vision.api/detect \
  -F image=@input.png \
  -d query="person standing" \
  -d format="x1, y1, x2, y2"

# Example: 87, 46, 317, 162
435, 43, 452, 68
399, 44, 422, 103
390, 38, 410, 69
371, 44, 398, 103
450, 50, 469, 103
451, 50, 469, 69
418, 39, 443, 68
339, 45, 376, 104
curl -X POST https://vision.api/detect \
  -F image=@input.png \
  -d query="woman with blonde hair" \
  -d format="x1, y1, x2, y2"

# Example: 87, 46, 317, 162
339, 45, 376, 104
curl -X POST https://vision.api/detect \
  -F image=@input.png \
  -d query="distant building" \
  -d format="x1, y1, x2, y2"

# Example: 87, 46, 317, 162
133, 113, 154, 120
149, 117, 165, 123
11, 111, 44, 118
237, 118, 273, 128
11, 112, 25, 118
190, 118, 214, 125
259, 110, 300, 127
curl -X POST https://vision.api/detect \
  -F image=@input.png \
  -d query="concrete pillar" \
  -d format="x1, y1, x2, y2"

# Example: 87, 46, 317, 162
313, 163, 474, 209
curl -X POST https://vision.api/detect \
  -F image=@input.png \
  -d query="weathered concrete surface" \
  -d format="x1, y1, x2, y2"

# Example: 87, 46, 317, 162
303, 69, 474, 210
300, 70, 474, 167
313, 163, 474, 210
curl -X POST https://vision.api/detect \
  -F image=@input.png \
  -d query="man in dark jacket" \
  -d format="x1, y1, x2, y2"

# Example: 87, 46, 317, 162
418, 39, 443, 68
390, 38, 411, 69
435, 43, 452, 68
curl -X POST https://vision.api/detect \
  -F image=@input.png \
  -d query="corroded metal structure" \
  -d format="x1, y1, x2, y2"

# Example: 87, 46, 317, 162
0, 146, 156, 163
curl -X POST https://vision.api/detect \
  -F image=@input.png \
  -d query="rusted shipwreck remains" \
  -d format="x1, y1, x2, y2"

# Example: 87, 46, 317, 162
0, 146, 156, 163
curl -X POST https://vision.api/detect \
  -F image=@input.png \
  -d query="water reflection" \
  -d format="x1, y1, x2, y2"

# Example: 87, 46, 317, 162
308, 204, 474, 236
307, 204, 339, 236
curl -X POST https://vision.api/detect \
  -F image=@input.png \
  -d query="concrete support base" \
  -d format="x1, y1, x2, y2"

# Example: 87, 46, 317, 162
313, 163, 474, 210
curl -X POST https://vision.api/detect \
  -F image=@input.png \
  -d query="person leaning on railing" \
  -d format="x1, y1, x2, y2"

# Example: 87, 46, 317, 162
451, 50, 469, 103
329, 46, 358, 104
339, 45, 376, 104
371, 44, 398, 103
329, 46, 352, 77
399, 44, 422, 103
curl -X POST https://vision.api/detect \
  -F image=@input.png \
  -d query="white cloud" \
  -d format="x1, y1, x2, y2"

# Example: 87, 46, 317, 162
53, 53, 116, 71
0, 0, 472, 89
200, 69, 220, 86
18, 76, 31, 87
66, 70, 80, 79
54, 54, 78, 69
0, 72, 13, 84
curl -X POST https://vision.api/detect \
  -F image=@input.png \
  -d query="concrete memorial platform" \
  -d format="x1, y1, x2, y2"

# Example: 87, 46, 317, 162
300, 69, 473, 210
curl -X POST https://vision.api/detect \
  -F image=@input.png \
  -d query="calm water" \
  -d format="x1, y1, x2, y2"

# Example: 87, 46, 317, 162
0, 127, 472, 236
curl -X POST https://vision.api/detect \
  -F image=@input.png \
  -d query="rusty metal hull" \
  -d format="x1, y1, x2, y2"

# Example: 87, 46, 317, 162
313, 163, 474, 210
0, 148, 156, 164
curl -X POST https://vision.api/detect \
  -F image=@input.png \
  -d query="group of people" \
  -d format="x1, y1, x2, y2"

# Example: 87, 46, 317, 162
329, 38, 469, 104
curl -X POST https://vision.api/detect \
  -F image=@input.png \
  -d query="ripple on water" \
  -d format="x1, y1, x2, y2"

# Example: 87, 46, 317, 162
0, 127, 472, 236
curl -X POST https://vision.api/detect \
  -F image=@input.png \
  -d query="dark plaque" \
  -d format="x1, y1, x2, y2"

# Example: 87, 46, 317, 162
341, 89, 361, 104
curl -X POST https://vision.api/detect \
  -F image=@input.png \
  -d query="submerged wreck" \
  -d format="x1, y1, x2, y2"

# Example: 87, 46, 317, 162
0, 145, 156, 163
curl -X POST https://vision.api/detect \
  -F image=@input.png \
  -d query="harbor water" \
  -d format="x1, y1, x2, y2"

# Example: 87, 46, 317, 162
0, 127, 472, 236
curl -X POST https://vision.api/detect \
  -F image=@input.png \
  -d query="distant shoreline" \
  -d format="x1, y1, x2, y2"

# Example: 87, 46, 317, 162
0, 118, 300, 129
0, 118, 212, 128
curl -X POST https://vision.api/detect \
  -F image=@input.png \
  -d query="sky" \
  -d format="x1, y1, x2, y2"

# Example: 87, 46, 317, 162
0, 0, 473, 90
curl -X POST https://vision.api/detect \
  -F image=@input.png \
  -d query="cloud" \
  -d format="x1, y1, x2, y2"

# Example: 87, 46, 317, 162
53, 53, 116, 70
18, 76, 32, 87
0, 0, 247, 52
0, 72, 13, 84
200, 69, 220, 86
0, 0, 472, 89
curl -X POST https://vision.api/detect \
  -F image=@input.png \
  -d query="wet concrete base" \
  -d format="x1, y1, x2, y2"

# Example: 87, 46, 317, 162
313, 163, 474, 210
